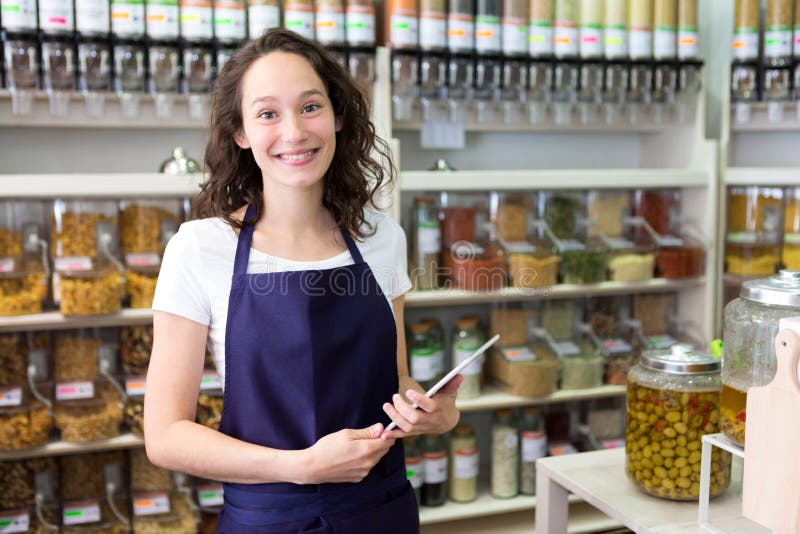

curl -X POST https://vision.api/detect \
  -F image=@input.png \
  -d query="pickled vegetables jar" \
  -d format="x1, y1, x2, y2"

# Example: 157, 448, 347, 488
720, 270, 800, 446
626, 344, 731, 501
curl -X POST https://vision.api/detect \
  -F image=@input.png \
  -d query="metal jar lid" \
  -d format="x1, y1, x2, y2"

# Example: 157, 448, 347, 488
640, 344, 720, 375
740, 270, 800, 308
159, 147, 201, 175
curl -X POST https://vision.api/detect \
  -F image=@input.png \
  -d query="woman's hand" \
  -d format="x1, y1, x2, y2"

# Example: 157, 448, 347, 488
301, 423, 395, 484
381, 374, 463, 438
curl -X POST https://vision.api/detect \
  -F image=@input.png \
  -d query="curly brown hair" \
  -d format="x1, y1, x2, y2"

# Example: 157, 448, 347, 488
191, 28, 394, 239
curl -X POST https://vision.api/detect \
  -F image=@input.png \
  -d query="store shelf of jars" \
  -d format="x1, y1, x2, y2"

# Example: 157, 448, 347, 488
405, 278, 706, 308
0, 90, 210, 130
419, 488, 538, 525
724, 167, 800, 186
399, 169, 710, 192
392, 119, 666, 135
729, 103, 800, 133
0, 173, 204, 198
0, 309, 153, 333
0, 433, 144, 461
455, 386, 626, 414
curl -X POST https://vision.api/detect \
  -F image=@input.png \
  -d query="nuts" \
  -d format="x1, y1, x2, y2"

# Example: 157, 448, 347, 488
0, 457, 56, 509
59, 271, 123, 316
625, 381, 731, 500
0, 273, 47, 316
0, 401, 52, 451
0, 334, 28, 386
130, 448, 172, 492
122, 326, 153, 375
125, 397, 144, 436
125, 270, 158, 309
55, 334, 100, 381
119, 204, 177, 255
51, 211, 115, 258
54, 382, 123, 443
60, 451, 126, 500
0, 228, 22, 257
132, 492, 197, 534
197, 395, 224, 431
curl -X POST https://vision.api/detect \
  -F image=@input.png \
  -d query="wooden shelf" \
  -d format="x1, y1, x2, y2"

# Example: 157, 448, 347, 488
0, 433, 144, 461
0, 308, 153, 333
399, 168, 710, 191
0, 173, 204, 198
725, 167, 800, 186
456, 386, 627, 412
406, 278, 705, 307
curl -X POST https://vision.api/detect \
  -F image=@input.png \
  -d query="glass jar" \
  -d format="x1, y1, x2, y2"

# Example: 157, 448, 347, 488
725, 187, 783, 276
491, 192, 531, 242
519, 407, 546, 495
720, 270, 800, 446
404, 436, 424, 505
0, 200, 48, 316
122, 325, 153, 375
449, 424, 479, 502
53, 378, 124, 442
560, 241, 607, 284
544, 192, 584, 241
130, 448, 173, 492
408, 322, 438, 390
411, 196, 442, 291
0, 385, 53, 451
491, 409, 519, 498
439, 193, 481, 247
634, 189, 680, 238
587, 191, 632, 238
490, 302, 534, 348
419, 318, 446, 383
782, 186, 800, 270
444, 222, 507, 292
131, 491, 197, 533
421, 433, 448, 506
452, 316, 487, 400
626, 344, 731, 500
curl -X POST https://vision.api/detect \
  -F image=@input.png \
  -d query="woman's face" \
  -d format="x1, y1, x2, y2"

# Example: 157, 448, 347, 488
234, 51, 341, 193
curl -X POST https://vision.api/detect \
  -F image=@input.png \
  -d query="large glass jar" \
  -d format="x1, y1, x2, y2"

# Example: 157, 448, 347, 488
783, 186, 800, 270
404, 436, 423, 505
0, 200, 48, 316
544, 192, 585, 241
449, 424, 478, 502
421, 433, 448, 506
720, 270, 800, 446
587, 191, 632, 238
419, 318, 446, 383
491, 409, 519, 498
411, 196, 442, 291
452, 316, 487, 399
519, 406, 546, 495
725, 187, 783, 276
408, 322, 437, 391
626, 344, 731, 501
634, 189, 680, 238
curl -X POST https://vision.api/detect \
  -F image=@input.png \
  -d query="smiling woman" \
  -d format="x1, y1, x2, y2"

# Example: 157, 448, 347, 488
144, 29, 462, 534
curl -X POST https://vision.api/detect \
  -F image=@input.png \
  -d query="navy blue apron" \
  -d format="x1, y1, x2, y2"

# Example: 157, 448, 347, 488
216, 205, 419, 533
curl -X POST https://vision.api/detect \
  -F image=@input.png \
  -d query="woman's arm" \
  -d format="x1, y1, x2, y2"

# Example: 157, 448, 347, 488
382, 296, 461, 438
144, 311, 394, 484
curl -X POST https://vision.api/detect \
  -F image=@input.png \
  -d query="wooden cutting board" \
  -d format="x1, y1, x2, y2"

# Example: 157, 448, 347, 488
742, 322, 800, 534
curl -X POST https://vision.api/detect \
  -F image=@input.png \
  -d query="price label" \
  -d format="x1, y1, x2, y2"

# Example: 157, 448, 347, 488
63, 501, 101, 526
133, 492, 171, 516
501, 346, 536, 362
0, 387, 23, 407
56, 381, 95, 401
0, 509, 29, 533
600, 438, 625, 449
197, 483, 224, 507
553, 341, 580, 356
646, 335, 678, 350
200, 371, 221, 391
125, 253, 161, 267
602, 338, 632, 354
54, 256, 93, 272
548, 442, 578, 456
0, 258, 15, 273
125, 376, 147, 396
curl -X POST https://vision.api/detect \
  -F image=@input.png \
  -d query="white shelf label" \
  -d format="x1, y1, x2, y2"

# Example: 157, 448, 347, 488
345, 7, 375, 44
248, 4, 280, 38
0, 387, 23, 407
125, 253, 161, 267
0, 258, 16, 273
200, 371, 222, 391
448, 15, 474, 52
63, 501, 101, 526
55, 256, 93, 272
419, 15, 446, 50
423, 452, 448, 484
0, 510, 30, 533
602, 338, 632, 354
56, 381, 95, 401
522, 430, 547, 462
553, 341, 580, 356
133, 492, 171, 516
125, 375, 146, 396
501, 346, 537, 362
197, 484, 224, 507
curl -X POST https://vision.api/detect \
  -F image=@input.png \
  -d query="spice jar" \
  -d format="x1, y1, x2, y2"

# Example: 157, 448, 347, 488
0, 385, 53, 451
784, 187, 800, 270
404, 436, 424, 505
408, 322, 438, 390
519, 407, 546, 495
411, 197, 441, 291
53, 377, 124, 442
491, 409, 519, 498
0, 200, 48, 316
452, 316, 487, 400
449, 425, 479, 502
421, 434, 448, 506
726, 187, 783, 276
626, 344, 731, 500
720, 270, 800, 446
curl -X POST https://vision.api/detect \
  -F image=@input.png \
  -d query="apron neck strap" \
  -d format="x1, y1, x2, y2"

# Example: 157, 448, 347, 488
233, 204, 257, 277
340, 227, 364, 264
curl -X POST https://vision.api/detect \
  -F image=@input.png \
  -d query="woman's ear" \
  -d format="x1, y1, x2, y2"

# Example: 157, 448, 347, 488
335, 116, 343, 132
233, 130, 250, 149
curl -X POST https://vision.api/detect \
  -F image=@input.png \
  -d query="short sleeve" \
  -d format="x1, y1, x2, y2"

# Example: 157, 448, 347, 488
383, 217, 413, 301
152, 224, 212, 325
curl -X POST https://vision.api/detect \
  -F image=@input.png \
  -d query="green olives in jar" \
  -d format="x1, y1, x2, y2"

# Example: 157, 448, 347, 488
625, 344, 731, 501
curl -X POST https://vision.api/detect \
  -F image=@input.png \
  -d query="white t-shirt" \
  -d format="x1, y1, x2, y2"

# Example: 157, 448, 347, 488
152, 208, 412, 384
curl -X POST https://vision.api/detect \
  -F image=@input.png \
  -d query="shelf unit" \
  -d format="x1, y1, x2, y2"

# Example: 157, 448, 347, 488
0, 434, 145, 461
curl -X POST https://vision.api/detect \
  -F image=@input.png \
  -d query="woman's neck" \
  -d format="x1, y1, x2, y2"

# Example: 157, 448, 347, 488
258, 181, 335, 237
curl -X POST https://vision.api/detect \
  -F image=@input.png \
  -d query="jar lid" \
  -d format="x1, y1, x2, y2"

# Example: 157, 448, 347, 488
409, 322, 431, 335
640, 343, 719, 374
740, 270, 800, 308
453, 424, 474, 437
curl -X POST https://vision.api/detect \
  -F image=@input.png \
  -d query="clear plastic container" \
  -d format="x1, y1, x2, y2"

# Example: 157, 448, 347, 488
119, 200, 180, 266
544, 192, 585, 240
0, 386, 53, 451
0, 200, 49, 316
606, 239, 655, 282
784, 186, 800, 270
720, 271, 800, 446
60, 451, 127, 500
633, 293, 678, 336
725, 187, 783, 276
51, 200, 119, 266
55, 329, 103, 382
197, 390, 224, 431
626, 344, 731, 500
587, 191, 632, 238
53, 378, 124, 442
634, 189, 680, 238
559, 342, 603, 390
442, 223, 507, 291
560, 242, 607, 284
490, 302, 535, 347
541, 299, 577, 341
491, 192, 531, 242
121, 325, 153, 375
0, 457, 58, 510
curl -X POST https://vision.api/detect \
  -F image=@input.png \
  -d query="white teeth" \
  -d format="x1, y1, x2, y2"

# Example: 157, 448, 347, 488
280, 150, 314, 161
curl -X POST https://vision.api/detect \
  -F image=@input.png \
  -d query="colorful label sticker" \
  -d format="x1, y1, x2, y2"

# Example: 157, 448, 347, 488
448, 14, 474, 52
39, 0, 75, 32
390, 14, 417, 47
132, 492, 171, 516
501, 346, 537, 362
528, 21, 553, 56
0, 258, 15, 273
603, 25, 627, 59
411, 348, 438, 382
126, 253, 161, 267
180, 0, 214, 40
54, 256, 93, 272
63, 501, 101, 526
248, 4, 280, 38
0, 510, 30, 533
521, 430, 547, 462
76, 0, 111, 35
200, 371, 221, 391
0, 387, 23, 407
677, 28, 698, 59
125, 376, 146, 396
284, 6, 315, 40
214, 1, 247, 41
56, 381, 95, 401
475, 15, 501, 54
732, 29, 758, 61
405, 457, 423, 488
764, 27, 792, 59
1, 0, 38, 31
315, 8, 345, 44
502, 19, 527, 55
553, 25, 578, 57
111, 0, 146, 38
345, 7, 375, 45
197, 484, 224, 507
579, 24, 602, 58
146, 0, 180, 40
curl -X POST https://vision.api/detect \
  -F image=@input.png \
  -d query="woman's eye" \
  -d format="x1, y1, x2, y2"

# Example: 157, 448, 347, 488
258, 110, 275, 119
302, 104, 320, 113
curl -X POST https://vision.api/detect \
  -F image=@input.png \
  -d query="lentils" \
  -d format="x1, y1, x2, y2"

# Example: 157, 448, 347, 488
626, 381, 731, 500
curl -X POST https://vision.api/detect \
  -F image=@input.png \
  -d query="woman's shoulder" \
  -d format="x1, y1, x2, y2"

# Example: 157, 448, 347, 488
361, 207, 405, 242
